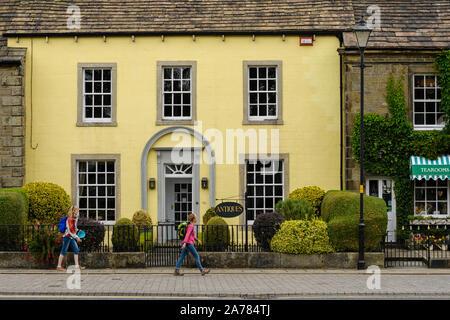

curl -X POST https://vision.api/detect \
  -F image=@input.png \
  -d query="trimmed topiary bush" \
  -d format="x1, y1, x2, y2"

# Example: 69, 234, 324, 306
203, 216, 230, 251
288, 186, 325, 216
22, 182, 71, 224
0, 191, 29, 250
131, 210, 153, 251
0, 191, 28, 225
0, 188, 29, 218
112, 218, 139, 252
77, 217, 106, 252
132, 210, 153, 227
270, 219, 334, 254
202, 207, 217, 225
275, 198, 315, 220
252, 211, 285, 251
321, 190, 388, 252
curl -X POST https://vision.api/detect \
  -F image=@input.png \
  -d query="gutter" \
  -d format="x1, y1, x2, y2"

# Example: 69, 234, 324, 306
4, 30, 347, 38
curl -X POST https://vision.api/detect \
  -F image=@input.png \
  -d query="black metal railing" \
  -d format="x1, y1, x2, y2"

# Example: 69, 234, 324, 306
383, 226, 450, 268
0, 223, 276, 253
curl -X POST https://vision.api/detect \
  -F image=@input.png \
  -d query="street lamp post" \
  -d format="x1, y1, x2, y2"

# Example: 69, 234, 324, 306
354, 15, 372, 270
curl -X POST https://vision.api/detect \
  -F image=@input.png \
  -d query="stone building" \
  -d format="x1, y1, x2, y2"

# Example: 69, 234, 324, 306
0, 1, 26, 188
340, 1, 450, 237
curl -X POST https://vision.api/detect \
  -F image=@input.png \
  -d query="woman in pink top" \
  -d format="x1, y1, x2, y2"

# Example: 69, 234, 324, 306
174, 213, 210, 276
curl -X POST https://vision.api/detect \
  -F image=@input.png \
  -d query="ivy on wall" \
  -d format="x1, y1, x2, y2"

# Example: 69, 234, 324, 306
351, 50, 450, 237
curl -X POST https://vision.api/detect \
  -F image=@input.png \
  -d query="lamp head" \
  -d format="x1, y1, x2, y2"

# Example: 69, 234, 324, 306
353, 15, 372, 49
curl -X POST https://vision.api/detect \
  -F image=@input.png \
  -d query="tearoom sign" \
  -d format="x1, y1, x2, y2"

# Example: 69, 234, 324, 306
215, 202, 244, 218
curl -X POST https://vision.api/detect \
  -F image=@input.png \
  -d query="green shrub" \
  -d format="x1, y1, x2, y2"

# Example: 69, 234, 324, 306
275, 198, 315, 220
132, 210, 153, 227
77, 217, 106, 252
0, 191, 28, 225
321, 190, 388, 251
25, 226, 62, 268
22, 182, 71, 224
252, 211, 285, 251
288, 186, 325, 216
0, 188, 29, 218
202, 207, 217, 225
0, 191, 28, 250
112, 218, 139, 252
203, 216, 230, 251
270, 219, 334, 254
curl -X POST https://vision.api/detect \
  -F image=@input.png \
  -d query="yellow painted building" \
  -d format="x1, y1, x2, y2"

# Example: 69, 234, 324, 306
8, 34, 341, 228
4, 1, 349, 233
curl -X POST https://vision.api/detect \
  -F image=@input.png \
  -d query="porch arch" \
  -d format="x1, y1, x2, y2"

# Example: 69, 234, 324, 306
140, 126, 216, 211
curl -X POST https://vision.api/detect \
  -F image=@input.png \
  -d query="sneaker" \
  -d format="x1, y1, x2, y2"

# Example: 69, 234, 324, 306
201, 269, 210, 276
174, 269, 184, 276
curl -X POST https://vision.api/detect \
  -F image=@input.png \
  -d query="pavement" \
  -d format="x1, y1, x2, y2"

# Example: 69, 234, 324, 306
0, 267, 449, 299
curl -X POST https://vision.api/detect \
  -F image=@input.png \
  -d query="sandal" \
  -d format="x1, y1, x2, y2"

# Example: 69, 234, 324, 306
75, 266, 85, 270
56, 267, 65, 271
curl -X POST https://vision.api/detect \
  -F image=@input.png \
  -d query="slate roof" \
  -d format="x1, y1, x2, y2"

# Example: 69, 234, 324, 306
0, 0, 449, 49
1, 0, 354, 36
344, 0, 450, 49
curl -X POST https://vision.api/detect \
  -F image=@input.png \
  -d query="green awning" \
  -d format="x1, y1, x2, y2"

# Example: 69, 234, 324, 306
410, 155, 450, 180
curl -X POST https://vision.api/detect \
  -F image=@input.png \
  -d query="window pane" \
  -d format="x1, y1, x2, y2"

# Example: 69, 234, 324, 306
78, 161, 87, 172
107, 173, 115, 184
415, 187, 425, 201
182, 68, 190, 79
107, 161, 114, 172
268, 67, 276, 79
94, 107, 102, 118
164, 105, 172, 117
173, 80, 181, 91
415, 113, 424, 125
182, 80, 190, 91
85, 107, 92, 118
414, 102, 424, 113
249, 68, 257, 78
415, 89, 424, 100
173, 68, 181, 79
426, 89, 435, 100
94, 95, 102, 105
259, 105, 267, 116
103, 95, 111, 106
249, 80, 257, 91
164, 81, 172, 92
164, 93, 172, 104
259, 80, 266, 91
268, 105, 276, 116
164, 68, 172, 79
258, 68, 266, 78
438, 202, 448, 215
259, 93, 267, 103
103, 69, 111, 81
88, 186, 96, 196
250, 93, 258, 104
438, 188, 447, 201
182, 105, 190, 117
104, 107, 111, 118
426, 113, 435, 125
173, 105, 181, 117
94, 70, 102, 80
103, 82, 111, 93
84, 70, 93, 81
85, 95, 93, 106
268, 80, 276, 91
174, 93, 181, 104
85, 82, 92, 93
414, 75, 424, 87
88, 162, 96, 172
426, 76, 435, 87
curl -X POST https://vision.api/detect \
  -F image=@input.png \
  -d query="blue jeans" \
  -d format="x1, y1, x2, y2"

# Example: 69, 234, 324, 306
175, 243, 203, 271
60, 237, 79, 256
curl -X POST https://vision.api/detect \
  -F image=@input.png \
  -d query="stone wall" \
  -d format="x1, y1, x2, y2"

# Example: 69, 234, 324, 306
0, 45, 26, 188
340, 49, 441, 192
0, 251, 385, 269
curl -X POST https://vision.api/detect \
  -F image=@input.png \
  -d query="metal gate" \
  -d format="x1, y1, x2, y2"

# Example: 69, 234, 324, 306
383, 230, 450, 268
142, 224, 191, 267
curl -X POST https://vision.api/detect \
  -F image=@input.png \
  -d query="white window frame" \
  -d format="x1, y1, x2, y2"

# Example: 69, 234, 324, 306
161, 66, 192, 121
414, 179, 449, 218
245, 159, 284, 225
76, 159, 118, 225
247, 66, 279, 121
413, 74, 444, 131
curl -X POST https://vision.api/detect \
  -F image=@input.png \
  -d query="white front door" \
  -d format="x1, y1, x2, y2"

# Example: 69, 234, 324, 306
366, 178, 396, 242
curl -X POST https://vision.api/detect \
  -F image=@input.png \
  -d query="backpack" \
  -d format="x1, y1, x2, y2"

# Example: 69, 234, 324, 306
177, 222, 189, 240
58, 216, 69, 233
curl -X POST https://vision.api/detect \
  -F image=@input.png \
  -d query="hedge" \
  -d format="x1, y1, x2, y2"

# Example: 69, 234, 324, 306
321, 190, 388, 252
270, 219, 334, 254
